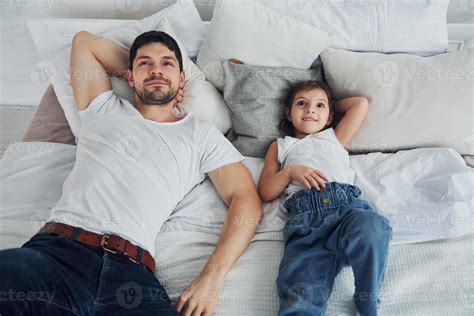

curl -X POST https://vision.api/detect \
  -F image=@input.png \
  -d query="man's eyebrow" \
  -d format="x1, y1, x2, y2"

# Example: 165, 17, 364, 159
162, 56, 176, 60
136, 55, 151, 60
162, 56, 177, 62
135, 55, 177, 62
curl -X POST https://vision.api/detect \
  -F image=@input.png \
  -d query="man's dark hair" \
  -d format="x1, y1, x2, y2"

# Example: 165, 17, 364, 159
279, 80, 333, 137
129, 31, 183, 72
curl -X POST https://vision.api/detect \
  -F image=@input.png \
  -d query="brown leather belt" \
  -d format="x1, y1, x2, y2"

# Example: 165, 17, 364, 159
38, 222, 155, 273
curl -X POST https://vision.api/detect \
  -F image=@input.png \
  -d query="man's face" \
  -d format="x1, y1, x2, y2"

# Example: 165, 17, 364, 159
128, 42, 184, 106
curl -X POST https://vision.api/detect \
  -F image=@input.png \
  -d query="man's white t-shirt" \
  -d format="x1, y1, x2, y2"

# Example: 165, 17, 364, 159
48, 90, 244, 253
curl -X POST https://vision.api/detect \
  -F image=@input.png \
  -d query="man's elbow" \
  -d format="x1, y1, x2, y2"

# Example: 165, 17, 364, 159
232, 189, 263, 220
72, 31, 91, 46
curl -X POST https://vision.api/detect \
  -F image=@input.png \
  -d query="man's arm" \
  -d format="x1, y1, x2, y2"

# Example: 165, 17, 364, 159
175, 162, 262, 316
70, 31, 129, 111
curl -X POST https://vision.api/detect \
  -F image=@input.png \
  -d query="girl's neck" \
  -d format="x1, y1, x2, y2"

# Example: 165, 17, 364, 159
294, 127, 328, 139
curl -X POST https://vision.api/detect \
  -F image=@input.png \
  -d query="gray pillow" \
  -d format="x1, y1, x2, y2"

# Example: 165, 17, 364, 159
222, 62, 324, 157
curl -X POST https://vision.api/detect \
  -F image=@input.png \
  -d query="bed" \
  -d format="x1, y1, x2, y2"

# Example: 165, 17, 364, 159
1, 0, 473, 315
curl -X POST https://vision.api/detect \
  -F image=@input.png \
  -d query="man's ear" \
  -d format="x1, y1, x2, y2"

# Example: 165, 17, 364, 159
127, 69, 134, 88
326, 112, 334, 126
179, 71, 185, 86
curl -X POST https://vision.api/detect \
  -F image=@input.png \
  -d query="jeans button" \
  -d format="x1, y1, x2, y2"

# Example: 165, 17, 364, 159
322, 197, 329, 204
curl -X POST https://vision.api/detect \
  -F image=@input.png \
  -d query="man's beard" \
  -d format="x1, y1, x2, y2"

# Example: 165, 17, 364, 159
135, 81, 178, 106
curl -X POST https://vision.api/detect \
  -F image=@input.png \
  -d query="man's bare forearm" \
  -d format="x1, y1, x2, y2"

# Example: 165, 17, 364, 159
72, 31, 129, 79
201, 190, 262, 279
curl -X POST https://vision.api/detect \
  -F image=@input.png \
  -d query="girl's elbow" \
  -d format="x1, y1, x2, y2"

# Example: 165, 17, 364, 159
257, 184, 273, 202
257, 186, 268, 202
359, 97, 369, 110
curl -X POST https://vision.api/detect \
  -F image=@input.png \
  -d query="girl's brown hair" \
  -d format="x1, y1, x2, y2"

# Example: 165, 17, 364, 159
278, 80, 333, 137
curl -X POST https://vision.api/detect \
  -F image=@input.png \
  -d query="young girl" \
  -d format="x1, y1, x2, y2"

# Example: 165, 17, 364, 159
258, 81, 392, 316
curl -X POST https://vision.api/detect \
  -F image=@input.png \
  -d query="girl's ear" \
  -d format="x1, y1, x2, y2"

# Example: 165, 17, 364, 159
286, 108, 291, 122
326, 112, 334, 126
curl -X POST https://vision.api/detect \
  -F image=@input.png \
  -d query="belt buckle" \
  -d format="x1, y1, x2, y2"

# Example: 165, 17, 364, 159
100, 235, 116, 254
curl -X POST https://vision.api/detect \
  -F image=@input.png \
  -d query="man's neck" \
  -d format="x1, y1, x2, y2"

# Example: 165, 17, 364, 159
133, 98, 180, 123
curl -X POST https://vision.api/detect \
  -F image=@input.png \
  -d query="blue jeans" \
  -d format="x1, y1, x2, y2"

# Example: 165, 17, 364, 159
0, 233, 180, 315
277, 182, 392, 316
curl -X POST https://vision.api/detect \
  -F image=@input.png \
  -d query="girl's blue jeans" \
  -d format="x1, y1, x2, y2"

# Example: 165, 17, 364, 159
277, 182, 392, 316
0, 233, 179, 315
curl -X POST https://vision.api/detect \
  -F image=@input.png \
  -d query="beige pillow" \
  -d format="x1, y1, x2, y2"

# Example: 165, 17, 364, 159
22, 85, 75, 145
320, 48, 474, 155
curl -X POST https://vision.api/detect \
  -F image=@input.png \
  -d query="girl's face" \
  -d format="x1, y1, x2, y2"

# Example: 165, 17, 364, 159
287, 88, 333, 138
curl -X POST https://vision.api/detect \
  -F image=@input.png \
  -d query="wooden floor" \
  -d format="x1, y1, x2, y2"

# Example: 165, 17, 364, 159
0, 106, 36, 158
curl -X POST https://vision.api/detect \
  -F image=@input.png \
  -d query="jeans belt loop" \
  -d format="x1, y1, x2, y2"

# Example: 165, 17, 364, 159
70, 227, 82, 240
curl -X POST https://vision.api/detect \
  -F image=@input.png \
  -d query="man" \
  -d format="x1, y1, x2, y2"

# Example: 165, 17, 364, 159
0, 31, 262, 315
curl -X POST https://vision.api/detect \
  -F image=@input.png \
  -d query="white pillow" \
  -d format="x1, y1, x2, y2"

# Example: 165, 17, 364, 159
196, 0, 330, 90
258, 0, 449, 56
31, 15, 232, 137
320, 47, 474, 155
26, 0, 207, 59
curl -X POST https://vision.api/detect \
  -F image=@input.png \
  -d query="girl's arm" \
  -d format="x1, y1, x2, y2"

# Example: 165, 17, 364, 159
258, 142, 291, 202
258, 141, 328, 201
333, 97, 369, 146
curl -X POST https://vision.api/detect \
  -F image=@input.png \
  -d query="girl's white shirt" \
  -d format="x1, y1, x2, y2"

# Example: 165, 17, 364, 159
277, 128, 355, 200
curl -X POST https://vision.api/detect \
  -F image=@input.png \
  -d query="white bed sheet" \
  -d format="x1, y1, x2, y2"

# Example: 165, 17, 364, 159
168, 148, 474, 244
1, 142, 472, 244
